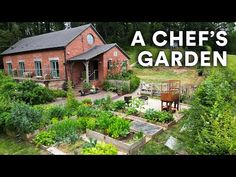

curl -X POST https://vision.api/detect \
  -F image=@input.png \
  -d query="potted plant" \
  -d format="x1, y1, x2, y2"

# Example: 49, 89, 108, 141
81, 82, 92, 96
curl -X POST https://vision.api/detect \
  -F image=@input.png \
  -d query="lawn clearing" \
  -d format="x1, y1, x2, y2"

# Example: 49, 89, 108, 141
133, 67, 203, 85
0, 135, 47, 155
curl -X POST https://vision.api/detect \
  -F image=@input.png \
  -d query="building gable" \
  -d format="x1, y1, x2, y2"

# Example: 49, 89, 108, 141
65, 26, 106, 59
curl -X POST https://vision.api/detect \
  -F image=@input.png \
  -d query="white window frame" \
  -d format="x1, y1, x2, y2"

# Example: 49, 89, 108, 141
114, 51, 118, 57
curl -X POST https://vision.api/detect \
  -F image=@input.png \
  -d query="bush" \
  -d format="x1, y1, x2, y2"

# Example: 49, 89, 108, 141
52, 89, 67, 98
13, 80, 55, 105
81, 142, 118, 155
107, 117, 130, 139
33, 131, 56, 147
183, 68, 236, 154
6, 102, 42, 134
0, 96, 12, 130
105, 71, 140, 93
130, 74, 140, 92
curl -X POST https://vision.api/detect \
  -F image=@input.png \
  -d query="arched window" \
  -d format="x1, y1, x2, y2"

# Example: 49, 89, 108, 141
87, 34, 94, 45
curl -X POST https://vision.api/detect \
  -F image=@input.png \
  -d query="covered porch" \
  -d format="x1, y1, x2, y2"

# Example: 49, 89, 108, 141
68, 57, 103, 88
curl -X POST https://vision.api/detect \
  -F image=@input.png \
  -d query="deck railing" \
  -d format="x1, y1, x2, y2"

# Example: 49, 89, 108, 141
10, 69, 62, 80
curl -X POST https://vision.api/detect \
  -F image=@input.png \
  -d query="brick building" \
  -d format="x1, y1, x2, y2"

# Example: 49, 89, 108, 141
0, 24, 129, 89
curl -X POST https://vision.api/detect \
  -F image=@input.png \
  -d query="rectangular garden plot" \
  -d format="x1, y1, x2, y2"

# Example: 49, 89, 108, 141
86, 129, 146, 154
130, 120, 163, 138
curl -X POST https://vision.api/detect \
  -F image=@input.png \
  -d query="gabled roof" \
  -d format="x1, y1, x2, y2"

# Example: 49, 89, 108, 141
1, 23, 106, 55
68, 43, 130, 61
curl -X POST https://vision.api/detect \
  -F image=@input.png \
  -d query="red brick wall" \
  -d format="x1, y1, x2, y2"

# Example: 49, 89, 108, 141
102, 46, 129, 81
2, 49, 66, 80
65, 26, 105, 59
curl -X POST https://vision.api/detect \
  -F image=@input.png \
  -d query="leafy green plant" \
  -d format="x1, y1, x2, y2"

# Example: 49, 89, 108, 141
93, 96, 113, 111
6, 102, 42, 135
133, 131, 144, 141
144, 109, 173, 123
52, 89, 67, 98
49, 119, 80, 143
13, 80, 55, 105
111, 100, 126, 111
82, 138, 97, 149
33, 131, 56, 146
65, 81, 81, 114
81, 142, 118, 155
130, 74, 140, 92
77, 117, 96, 131
183, 68, 236, 154
82, 82, 92, 90
144, 108, 159, 121
107, 117, 130, 139
47, 105, 67, 120
157, 111, 174, 123
121, 82, 130, 93
126, 107, 138, 115
96, 116, 116, 133
82, 98, 92, 106
76, 105, 95, 117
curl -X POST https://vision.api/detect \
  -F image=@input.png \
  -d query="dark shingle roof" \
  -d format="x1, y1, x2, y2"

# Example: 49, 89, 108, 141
1, 24, 102, 55
69, 43, 130, 61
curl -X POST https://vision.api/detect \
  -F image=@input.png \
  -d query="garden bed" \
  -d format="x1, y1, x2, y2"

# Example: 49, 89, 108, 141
86, 129, 146, 154
113, 111, 176, 130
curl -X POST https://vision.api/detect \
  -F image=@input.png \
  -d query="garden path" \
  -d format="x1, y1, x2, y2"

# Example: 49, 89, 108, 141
112, 90, 190, 111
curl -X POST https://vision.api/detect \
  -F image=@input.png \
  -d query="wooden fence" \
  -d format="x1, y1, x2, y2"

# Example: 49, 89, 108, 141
139, 81, 196, 96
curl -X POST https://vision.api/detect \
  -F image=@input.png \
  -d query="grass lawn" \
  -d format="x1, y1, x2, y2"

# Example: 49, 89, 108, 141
136, 118, 185, 155
227, 54, 236, 71
133, 67, 203, 85
0, 135, 47, 155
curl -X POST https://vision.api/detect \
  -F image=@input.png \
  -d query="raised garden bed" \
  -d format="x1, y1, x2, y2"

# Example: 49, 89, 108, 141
5, 128, 39, 142
86, 129, 146, 154
113, 111, 176, 130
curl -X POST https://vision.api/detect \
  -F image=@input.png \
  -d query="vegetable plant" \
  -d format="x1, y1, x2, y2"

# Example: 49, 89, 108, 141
81, 142, 118, 155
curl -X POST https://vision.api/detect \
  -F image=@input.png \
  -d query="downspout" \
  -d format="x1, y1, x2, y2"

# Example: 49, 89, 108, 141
64, 48, 68, 81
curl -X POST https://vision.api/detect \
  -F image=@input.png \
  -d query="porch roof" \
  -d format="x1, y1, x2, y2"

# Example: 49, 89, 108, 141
68, 43, 130, 61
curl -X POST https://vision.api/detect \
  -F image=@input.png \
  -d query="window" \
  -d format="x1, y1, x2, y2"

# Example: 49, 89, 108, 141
107, 60, 112, 70
114, 51, 118, 57
19, 61, 25, 77
122, 61, 127, 72
35, 61, 42, 76
87, 34, 94, 45
7, 63, 12, 75
50, 60, 59, 78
